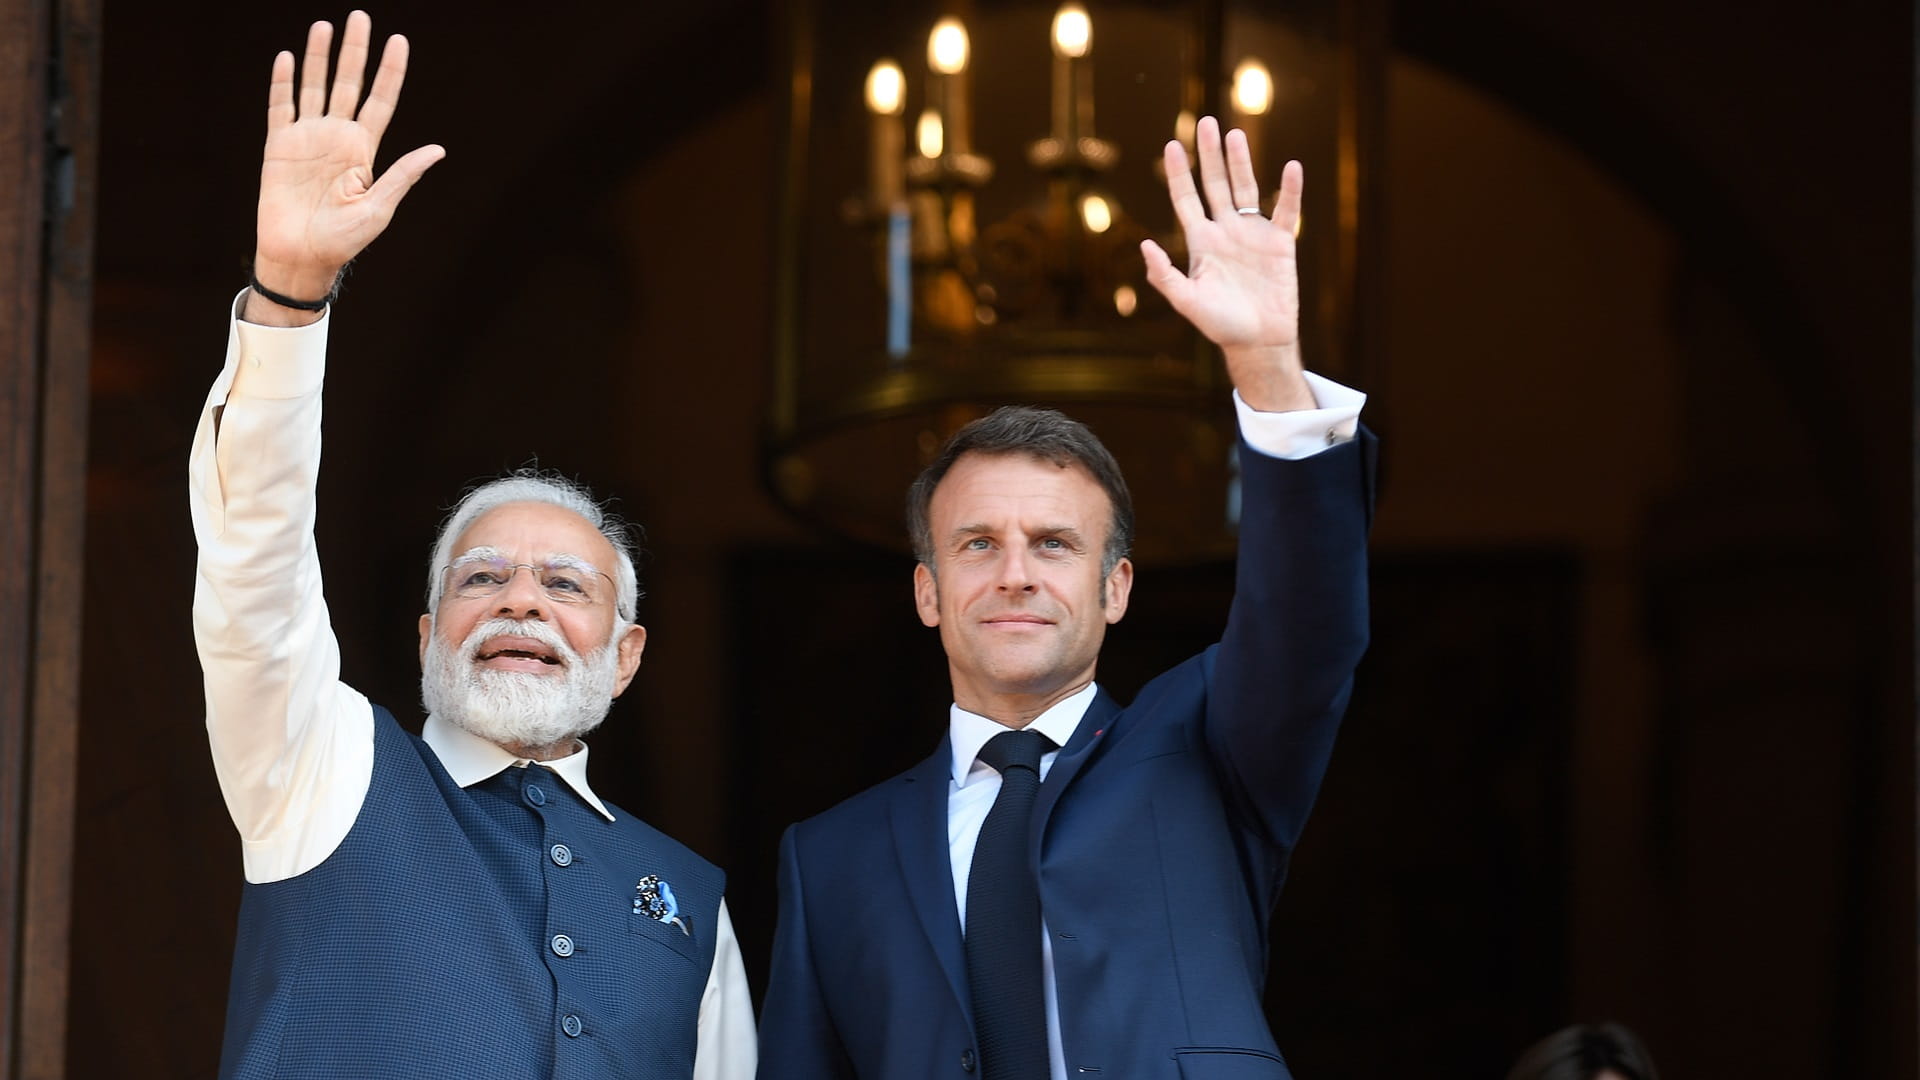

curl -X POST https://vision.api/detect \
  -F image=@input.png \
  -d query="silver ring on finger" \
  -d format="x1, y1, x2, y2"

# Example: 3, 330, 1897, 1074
1236, 206, 1263, 216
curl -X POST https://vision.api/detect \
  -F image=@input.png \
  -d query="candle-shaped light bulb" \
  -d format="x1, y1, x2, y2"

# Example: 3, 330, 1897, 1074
1052, 4, 1090, 58
866, 61, 905, 115
929, 19, 969, 74
917, 109, 945, 158
1231, 59, 1273, 115
927, 18, 972, 155
865, 60, 907, 209
1050, 3, 1093, 143
1230, 59, 1272, 187
1080, 193, 1113, 233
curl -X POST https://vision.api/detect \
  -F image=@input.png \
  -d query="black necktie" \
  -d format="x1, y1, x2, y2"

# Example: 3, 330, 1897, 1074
965, 728, 1057, 1080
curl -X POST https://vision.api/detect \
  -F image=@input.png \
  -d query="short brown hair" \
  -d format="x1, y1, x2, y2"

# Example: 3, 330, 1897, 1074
907, 406, 1134, 576
1506, 1023, 1659, 1080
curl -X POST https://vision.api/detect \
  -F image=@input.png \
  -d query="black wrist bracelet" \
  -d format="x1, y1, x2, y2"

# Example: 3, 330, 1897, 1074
248, 271, 339, 312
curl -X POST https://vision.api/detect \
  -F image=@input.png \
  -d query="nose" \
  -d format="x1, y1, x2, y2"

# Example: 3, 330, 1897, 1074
996, 545, 1038, 594
493, 564, 549, 620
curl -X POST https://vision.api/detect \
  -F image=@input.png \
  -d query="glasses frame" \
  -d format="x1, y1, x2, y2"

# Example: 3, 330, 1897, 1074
438, 555, 618, 609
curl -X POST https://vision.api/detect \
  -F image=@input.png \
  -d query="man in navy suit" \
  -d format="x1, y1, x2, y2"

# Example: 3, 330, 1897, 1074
758, 116, 1373, 1080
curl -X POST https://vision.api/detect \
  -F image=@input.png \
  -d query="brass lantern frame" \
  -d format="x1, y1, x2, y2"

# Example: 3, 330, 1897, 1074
767, 0, 1381, 562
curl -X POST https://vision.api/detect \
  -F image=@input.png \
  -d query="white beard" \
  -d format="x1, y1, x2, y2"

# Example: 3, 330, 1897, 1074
421, 615, 622, 754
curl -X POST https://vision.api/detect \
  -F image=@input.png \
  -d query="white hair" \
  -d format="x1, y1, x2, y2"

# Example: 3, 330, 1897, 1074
425, 470, 641, 624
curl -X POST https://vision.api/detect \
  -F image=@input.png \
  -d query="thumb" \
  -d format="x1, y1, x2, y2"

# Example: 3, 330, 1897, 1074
365, 143, 446, 220
1140, 238, 1194, 311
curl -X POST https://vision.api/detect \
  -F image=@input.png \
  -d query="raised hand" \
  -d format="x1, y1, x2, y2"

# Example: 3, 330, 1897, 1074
249, 10, 444, 321
1142, 115, 1313, 412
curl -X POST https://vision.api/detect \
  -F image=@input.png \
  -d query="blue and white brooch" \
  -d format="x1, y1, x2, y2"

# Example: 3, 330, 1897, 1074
634, 874, 691, 937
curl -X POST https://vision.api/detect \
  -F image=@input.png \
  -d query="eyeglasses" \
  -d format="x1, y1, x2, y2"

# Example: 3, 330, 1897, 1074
440, 555, 616, 607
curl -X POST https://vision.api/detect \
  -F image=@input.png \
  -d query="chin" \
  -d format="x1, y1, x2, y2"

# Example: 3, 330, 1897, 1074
422, 630, 620, 753
978, 660, 1071, 695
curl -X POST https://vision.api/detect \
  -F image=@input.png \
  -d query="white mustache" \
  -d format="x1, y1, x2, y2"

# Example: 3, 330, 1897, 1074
459, 617, 581, 669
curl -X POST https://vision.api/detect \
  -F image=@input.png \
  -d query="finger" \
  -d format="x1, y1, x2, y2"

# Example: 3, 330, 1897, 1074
328, 10, 372, 118
1194, 115, 1235, 218
1161, 139, 1207, 235
364, 143, 446, 220
1225, 127, 1261, 214
356, 33, 410, 144
266, 50, 296, 133
298, 20, 333, 121
1269, 159, 1304, 233
1140, 238, 1194, 312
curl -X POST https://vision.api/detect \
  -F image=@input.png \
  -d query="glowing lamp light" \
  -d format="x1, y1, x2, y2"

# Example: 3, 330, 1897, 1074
1052, 4, 1091, 59
865, 61, 905, 116
1231, 60, 1273, 115
1080, 194, 1113, 233
929, 18, 970, 74
917, 109, 945, 157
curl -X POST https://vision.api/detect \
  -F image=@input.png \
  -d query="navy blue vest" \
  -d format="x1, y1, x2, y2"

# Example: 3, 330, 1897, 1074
218, 705, 721, 1079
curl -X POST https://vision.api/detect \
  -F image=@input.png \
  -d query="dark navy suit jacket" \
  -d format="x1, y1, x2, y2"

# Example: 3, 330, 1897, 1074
759, 432, 1375, 1080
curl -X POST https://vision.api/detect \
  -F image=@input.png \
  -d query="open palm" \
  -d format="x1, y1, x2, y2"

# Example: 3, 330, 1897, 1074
252, 12, 443, 299
1143, 117, 1311, 411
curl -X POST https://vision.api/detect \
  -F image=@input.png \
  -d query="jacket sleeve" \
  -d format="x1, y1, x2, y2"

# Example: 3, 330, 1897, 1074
1202, 427, 1376, 855
758, 825, 857, 1080
190, 290, 376, 885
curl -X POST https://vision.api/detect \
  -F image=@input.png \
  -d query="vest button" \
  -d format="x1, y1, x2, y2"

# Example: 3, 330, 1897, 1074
960, 1049, 976, 1072
561, 1013, 583, 1038
550, 843, 573, 867
551, 933, 574, 958
525, 784, 547, 807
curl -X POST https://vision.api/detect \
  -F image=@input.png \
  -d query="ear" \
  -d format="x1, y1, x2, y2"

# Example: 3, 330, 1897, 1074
610, 624, 649, 698
417, 612, 433, 668
1102, 557, 1134, 624
913, 562, 941, 628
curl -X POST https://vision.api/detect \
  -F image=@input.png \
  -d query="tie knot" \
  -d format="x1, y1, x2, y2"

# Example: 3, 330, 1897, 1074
978, 728, 1056, 776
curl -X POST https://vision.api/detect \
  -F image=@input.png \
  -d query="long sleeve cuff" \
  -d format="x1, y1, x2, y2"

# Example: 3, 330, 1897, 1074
1233, 371, 1367, 460
228, 287, 331, 400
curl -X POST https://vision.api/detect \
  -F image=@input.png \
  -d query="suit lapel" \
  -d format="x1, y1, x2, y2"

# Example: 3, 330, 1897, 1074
1033, 689, 1119, 845
889, 694, 1118, 1025
890, 739, 972, 1027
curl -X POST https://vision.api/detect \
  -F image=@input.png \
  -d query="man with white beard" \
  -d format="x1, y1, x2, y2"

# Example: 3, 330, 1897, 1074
190, 13, 753, 1079
417, 477, 639, 758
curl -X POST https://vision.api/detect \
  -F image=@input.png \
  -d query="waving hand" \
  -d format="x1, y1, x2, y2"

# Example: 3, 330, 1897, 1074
1142, 116, 1313, 412
248, 11, 444, 323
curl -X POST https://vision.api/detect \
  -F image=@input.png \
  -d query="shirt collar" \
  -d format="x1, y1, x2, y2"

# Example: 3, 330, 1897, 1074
422, 712, 616, 822
949, 682, 1098, 788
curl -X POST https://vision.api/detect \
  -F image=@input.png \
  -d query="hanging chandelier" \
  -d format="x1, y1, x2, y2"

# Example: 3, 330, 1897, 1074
766, 0, 1380, 562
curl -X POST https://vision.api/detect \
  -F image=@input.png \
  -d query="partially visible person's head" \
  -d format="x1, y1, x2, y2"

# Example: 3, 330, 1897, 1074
1506, 1022, 1659, 1080
907, 407, 1136, 712
417, 470, 647, 757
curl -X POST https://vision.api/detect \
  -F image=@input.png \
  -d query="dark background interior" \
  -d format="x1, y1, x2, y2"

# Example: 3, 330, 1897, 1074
68, 0, 1913, 1076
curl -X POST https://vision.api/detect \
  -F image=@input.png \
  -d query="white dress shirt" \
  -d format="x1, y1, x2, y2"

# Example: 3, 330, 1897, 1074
943, 374, 1365, 1080
189, 292, 754, 1080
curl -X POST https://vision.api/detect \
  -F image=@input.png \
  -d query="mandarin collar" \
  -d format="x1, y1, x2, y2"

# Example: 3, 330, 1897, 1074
423, 712, 615, 822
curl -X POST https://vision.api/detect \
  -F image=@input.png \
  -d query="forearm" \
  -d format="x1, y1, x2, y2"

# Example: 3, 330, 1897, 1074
190, 291, 371, 880
1204, 428, 1375, 847
1222, 342, 1314, 412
